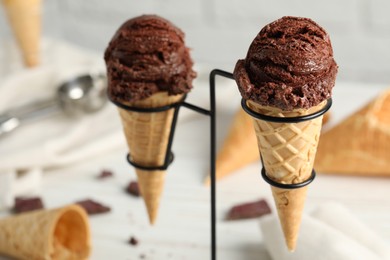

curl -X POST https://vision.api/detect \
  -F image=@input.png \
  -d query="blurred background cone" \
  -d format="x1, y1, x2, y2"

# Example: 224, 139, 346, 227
247, 100, 325, 251
204, 107, 259, 185
315, 89, 390, 176
0, 204, 91, 259
2, 0, 42, 67
118, 92, 183, 225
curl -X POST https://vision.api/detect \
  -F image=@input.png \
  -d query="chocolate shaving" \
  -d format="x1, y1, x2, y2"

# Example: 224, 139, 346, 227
76, 199, 111, 215
96, 169, 114, 179
126, 181, 141, 197
13, 197, 44, 214
129, 236, 139, 246
225, 199, 271, 220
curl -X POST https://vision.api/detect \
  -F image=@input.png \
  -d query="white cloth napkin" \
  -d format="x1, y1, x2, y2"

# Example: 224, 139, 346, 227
260, 202, 390, 260
0, 39, 126, 209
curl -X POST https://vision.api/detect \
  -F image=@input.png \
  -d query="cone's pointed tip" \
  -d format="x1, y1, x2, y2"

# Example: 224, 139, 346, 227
287, 246, 296, 253
135, 170, 166, 227
25, 60, 39, 67
286, 239, 297, 252
24, 54, 39, 67
146, 208, 158, 225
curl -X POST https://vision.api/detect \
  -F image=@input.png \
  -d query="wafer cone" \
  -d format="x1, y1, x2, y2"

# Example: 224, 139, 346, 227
2, 0, 42, 67
118, 92, 183, 224
204, 108, 259, 185
203, 108, 331, 185
247, 100, 326, 251
315, 89, 390, 176
0, 204, 91, 259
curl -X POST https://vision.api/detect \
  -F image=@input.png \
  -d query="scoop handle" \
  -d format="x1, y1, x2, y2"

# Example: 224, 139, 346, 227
0, 98, 60, 136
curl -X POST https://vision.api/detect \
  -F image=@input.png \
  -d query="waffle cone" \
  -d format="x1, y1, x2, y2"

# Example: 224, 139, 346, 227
315, 89, 390, 176
0, 204, 91, 259
247, 100, 325, 251
118, 92, 183, 224
2, 0, 42, 67
204, 107, 259, 185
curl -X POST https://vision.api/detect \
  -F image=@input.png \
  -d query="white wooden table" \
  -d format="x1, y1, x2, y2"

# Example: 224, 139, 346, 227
1, 73, 390, 259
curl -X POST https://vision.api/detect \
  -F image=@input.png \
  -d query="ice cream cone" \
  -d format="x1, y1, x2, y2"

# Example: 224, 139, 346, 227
2, 0, 42, 67
247, 100, 326, 251
203, 107, 332, 185
204, 108, 259, 185
0, 204, 91, 259
118, 92, 183, 224
315, 89, 390, 176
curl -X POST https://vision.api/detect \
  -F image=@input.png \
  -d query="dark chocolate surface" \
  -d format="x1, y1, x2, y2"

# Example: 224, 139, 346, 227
234, 16, 338, 110
105, 15, 196, 103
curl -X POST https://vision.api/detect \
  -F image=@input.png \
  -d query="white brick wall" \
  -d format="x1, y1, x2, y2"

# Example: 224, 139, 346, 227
1, 0, 390, 84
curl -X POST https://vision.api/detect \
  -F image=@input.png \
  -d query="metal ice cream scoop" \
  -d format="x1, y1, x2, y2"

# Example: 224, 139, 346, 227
0, 73, 107, 136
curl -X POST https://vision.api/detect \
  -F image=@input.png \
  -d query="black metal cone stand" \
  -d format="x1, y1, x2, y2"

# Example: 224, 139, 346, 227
208, 69, 234, 260
109, 69, 331, 260
209, 69, 332, 260
108, 78, 219, 259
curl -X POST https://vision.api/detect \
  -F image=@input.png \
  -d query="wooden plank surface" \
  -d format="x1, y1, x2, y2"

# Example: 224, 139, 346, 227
1, 79, 389, 259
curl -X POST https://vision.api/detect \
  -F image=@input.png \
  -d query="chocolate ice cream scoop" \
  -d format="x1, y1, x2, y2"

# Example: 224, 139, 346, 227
234, 16, 338, 111
104, 15, 196, 104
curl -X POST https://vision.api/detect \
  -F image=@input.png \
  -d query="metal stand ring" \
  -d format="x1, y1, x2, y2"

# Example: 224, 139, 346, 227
241, 98, 332, 123
126, 152, 174, 171
261, 167, 316, 189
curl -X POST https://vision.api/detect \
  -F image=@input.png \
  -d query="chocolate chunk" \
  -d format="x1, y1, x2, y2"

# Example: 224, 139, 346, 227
96, 169, 114, 179
126, 181, 141, 197
129, 236, 139, 246
13, 197, 44, 214
76, 199, 111, 215
225, 199, 271, 220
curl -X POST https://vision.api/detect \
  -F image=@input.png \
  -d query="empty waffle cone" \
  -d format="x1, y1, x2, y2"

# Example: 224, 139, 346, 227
204, 107, 259, 185
247, 100, 325, 251
0, 204, 91, 260
118, 92, 183, 224
2, 0, 42, 67
315, 89, 390, 176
